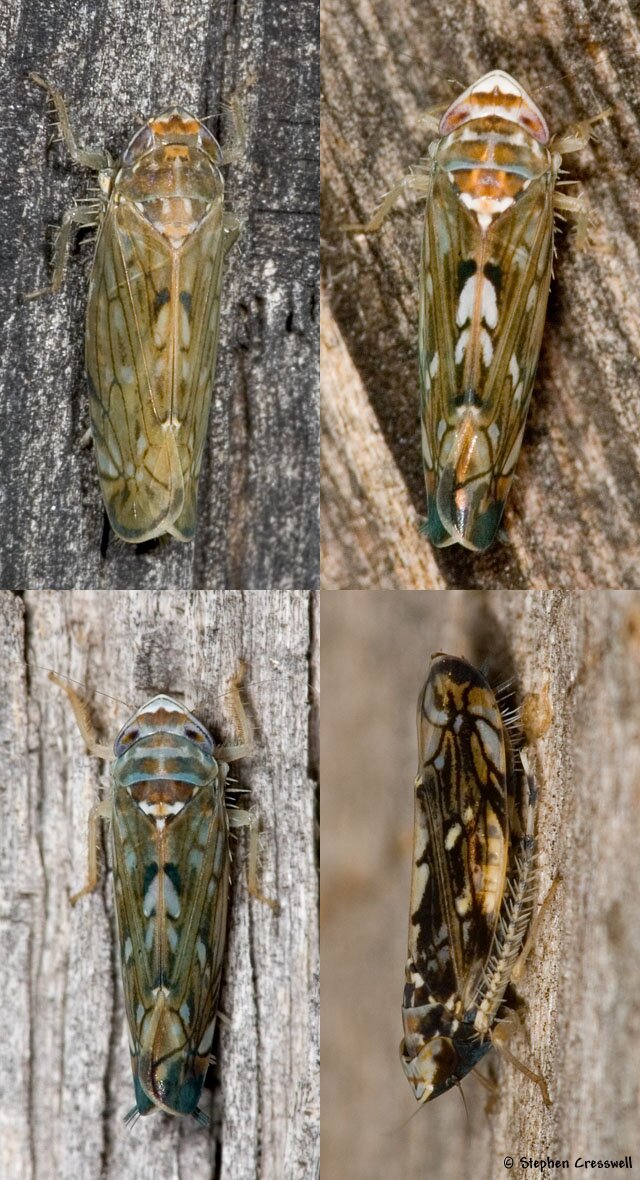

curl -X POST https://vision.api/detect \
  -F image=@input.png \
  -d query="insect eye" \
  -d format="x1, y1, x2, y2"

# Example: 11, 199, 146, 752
184, 724, 203, 741
122, 124, 154, 164
121, 726, 140, 745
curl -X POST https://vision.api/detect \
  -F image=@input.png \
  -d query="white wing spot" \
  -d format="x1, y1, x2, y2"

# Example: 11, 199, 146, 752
445, 823, 462, 850
143, 874, 158, 916
456, 276, 476, 326
455, 892, 471, 916
481, 278, 498, 328
480, 329, 493, 366
455, 328, 470, 365
163, 869, 181, 918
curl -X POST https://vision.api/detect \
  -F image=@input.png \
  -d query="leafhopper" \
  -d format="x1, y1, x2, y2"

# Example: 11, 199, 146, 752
351, 71, 609, 550
26, 74, 242, 544
51, 670, 275, 1124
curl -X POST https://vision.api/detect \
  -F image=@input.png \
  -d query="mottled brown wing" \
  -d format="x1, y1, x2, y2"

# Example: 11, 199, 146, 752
420, 170, 554, 550
112, 780, 230, 1116
86, 198, 226, 542
408, 656, 512, 1010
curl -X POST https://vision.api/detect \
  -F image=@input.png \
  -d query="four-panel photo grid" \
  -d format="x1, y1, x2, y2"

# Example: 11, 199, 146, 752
1, 2, 639, 1177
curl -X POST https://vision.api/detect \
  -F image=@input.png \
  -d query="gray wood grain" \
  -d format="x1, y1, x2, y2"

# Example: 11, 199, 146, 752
0, 0, 319, 590
321, 0, 640, 588
0, 589, 319, 1180
322, 589, 640, 1178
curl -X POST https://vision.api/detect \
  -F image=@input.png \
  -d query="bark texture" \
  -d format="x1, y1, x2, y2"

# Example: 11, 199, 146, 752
321, 0, 640, 588
0, 590, 319, 1180
322, 589, 640, 1180
0, 0, 319, 590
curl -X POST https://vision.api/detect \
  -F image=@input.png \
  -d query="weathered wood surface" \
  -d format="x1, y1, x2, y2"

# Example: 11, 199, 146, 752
0, 0, 319, 590
321, 0, 640, 588
322, 589, 640, 1179
0, 590, 319, 1180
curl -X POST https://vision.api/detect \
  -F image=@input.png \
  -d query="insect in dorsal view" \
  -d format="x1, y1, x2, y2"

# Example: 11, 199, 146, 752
401, 653, 555, 1105
350, 71, 610, 551
25, 73, 242, 544
50, 669, 276, 1124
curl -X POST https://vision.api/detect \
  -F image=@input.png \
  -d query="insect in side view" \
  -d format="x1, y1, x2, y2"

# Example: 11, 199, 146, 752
25, 73, 242, 544
401, 653, 554, 1105
350, 71, 610, 551
50, 670, 276, 1124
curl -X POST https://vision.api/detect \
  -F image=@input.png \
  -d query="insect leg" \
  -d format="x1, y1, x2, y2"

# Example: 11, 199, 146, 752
490, 1012, 551, 1107
28, 73, 110, 171
416, 105, 448, 133
217, 665, 278, 909
215, 663, 254, 763
220, 94, 246, 166
511, 874, 562, 985
48, 672, 112, 759
228, 808, 278, 911
49, 672, 113, 904
346, 169, 431, 234
69, 797, 112, 905
551, 108, 613, 156
23, 201, 102, 299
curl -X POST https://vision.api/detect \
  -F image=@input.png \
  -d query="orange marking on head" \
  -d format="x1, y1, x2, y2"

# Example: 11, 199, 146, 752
150, 114, 200, 136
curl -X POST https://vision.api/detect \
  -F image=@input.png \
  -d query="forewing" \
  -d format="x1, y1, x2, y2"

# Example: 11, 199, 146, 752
111, 791, 161, 1046
163, 786, 230, 1053
420, 170, 554, 550
408, 657, 511, 1009
86, 204, 184, 541
169, 202, 226, 539
111, 784, 230, 1115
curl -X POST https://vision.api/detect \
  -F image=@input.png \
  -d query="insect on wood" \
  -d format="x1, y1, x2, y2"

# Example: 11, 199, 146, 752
25, 73, 242, 544
401, 653, 555, 1105
349, 70, 610, 551
50, 669, 276, 1125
